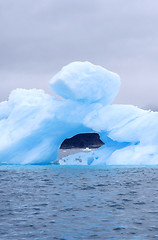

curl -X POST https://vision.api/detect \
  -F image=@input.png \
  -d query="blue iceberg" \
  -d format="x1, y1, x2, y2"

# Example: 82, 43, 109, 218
0, 61, 157, 165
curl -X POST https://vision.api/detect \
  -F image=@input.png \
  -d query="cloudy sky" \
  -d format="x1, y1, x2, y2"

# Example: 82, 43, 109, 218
1, 0, 158, 109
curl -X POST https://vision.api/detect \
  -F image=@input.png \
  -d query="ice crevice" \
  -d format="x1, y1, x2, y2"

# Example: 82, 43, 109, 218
0, 61, 158, 165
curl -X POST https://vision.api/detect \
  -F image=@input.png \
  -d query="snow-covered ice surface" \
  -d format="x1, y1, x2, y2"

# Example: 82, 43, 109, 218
0, 61, 158, 165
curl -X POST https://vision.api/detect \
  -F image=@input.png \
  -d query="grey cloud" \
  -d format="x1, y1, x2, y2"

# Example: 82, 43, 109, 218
0, 0, 158, 109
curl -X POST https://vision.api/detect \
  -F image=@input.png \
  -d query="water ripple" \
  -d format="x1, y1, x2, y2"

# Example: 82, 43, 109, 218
0, 165, 158, 239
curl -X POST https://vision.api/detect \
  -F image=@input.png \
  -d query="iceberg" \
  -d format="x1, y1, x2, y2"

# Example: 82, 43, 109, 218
0, 61, 157, 165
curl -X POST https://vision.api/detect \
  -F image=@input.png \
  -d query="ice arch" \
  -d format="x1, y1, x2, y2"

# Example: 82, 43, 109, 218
0, 62, 120, 164
0, 61, 158, 165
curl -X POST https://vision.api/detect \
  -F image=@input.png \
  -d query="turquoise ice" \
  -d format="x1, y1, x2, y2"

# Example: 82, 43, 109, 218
0, 61, 157, 165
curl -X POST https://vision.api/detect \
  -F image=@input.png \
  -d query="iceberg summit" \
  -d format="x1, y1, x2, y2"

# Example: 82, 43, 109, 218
0, 61, 157, 165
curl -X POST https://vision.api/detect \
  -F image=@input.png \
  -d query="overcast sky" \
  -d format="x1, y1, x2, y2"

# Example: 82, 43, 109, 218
1, 0, 158, 109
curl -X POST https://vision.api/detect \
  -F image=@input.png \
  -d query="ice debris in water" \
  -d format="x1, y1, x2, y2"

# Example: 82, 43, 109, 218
0, 61, 157, 165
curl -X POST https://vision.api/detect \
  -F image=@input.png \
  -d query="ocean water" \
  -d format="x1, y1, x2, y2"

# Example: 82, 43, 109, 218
0, 164, 158, 240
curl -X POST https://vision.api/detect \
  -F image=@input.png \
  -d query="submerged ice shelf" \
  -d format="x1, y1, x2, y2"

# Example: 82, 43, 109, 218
0, 61, 158, 165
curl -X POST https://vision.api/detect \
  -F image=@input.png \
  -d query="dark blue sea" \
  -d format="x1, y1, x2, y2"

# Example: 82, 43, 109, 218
1, 164, 158, 240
